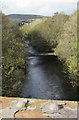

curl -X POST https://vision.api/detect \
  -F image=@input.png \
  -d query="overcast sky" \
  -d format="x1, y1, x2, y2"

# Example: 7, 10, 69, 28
0, 0, 78, 16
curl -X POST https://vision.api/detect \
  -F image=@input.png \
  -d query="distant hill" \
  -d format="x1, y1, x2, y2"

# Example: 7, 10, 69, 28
7, 14, 48, 23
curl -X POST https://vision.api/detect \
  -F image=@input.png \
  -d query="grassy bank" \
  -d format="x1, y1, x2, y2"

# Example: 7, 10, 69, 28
21, 12, 78, 86
2, 14, 27, 96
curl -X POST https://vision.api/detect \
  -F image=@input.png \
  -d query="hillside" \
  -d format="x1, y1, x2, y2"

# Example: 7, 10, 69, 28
7, 14, 48, 23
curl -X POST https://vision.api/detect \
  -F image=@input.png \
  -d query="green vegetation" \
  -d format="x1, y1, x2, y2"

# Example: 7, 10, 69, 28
2, 14, 27, 96
27, 13, 69, 52
21, 12, 78, 86
55, 12, 78, 86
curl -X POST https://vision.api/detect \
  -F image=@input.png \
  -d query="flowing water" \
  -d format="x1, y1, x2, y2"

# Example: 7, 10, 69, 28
20, 41, 77, 100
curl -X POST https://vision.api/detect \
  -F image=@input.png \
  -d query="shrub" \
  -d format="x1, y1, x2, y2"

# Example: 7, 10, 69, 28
2, 14, 27, 96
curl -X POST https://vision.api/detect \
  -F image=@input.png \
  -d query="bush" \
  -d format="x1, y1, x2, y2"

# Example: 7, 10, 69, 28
55, 12, 78, 86
27, 13, 69, 52
2, 14, 27, 96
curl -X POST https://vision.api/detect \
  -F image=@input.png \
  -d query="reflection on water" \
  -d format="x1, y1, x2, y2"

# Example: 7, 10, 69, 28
20, 44, 77, 100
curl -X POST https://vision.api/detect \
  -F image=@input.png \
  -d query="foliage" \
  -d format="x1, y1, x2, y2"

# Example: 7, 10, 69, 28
55, 12, 78, 86
27, 13, 69, 52
21, 12, 78, 86
2, 14, 27, 96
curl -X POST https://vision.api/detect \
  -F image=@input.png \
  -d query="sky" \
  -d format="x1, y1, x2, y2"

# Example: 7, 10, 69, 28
0, 0, 78, 16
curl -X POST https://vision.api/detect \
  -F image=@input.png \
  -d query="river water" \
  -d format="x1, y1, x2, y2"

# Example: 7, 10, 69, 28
20, 41, 77, 100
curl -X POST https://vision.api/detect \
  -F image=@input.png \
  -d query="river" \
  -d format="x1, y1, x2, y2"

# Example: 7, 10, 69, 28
20, 41, 77, 100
